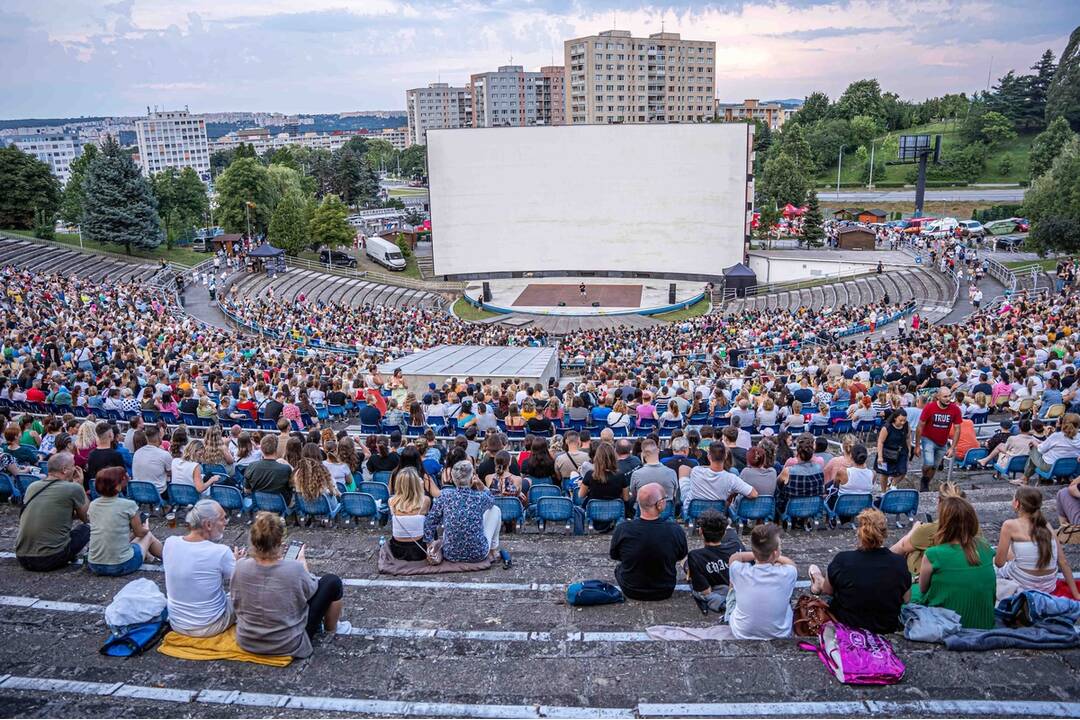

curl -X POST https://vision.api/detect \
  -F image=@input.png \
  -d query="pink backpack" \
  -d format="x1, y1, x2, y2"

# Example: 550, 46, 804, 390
799, 621, 905, 685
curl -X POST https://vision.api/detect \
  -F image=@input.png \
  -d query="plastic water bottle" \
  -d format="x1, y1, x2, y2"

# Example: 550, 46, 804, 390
378, 536, 386, 548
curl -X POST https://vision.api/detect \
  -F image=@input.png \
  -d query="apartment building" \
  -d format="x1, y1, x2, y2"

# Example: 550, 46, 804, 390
564, 29, 715, 125
3, 133, 82, 184
134, 109, 210, 179
715, 99, 795, 130
211, 127, 411, 154
469, 65, 566, 127
406, 83, 473, 146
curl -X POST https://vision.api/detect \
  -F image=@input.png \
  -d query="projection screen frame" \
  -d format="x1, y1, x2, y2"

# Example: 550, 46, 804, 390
428, 123, 754, 282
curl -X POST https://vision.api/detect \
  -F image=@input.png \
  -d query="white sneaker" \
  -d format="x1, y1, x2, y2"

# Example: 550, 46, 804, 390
334, 620, 353, 635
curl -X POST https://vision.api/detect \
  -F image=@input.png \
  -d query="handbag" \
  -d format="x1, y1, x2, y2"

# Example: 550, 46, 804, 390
799, 621, 905, 685
425, 538, 443, 565
793, 595, 835, 637
881, 445, 902, 462
566, 580, 624, 606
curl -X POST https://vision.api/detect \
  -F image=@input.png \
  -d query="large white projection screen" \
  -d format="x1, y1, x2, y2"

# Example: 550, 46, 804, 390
428, 123, 751, 280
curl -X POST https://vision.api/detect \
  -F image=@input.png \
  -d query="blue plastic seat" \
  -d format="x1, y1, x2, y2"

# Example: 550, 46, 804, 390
141, 409, 160, 424
610, 426, 628, 438
180, 412, 199, 427
360, 423, 381, 435
314, 404, 329, 421
167, 483, 202, 509
0, 472, 18, 501
406, 425, 426, 437
970, 411, 989, 425
830, 419, 853, 435
371, 471, 393, 486
339, 492, 378, 524
685, 499, 727, 527
492, 496, 525, 529
729, 495, 776, 528
295, 494, 340, 523
993, 454, 1028, 478
252, 491, 292, 517
535, 496, 574, 532
877, 489, 919, 527
854, 420, 877, 436
827, 493, 874, 526
528, 484, 562, 505
634, 499, 675, 522
328, 404, 346, 417
585, 499, 625, 531
505, 427, 526, 440
14, 474, 38, 498
201, 464, 230, 483
1034, 456, 1078, 484
358, 481, 390, 507
210, 484, 249, 516
780, 495, 824, 530
127, 480, 165, 510
958, 448, 988, 470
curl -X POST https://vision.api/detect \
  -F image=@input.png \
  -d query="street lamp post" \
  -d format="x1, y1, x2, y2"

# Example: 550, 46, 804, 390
868, 142, 876, 189
836, 146, 845, 200
77, 224, 83, 250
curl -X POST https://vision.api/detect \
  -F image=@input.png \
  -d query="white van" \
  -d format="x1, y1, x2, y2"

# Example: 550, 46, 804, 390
365, 236, 407, 271
926, 217, 959, 234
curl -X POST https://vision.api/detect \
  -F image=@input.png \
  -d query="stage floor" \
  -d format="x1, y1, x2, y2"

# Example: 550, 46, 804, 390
464, 277, 707, 316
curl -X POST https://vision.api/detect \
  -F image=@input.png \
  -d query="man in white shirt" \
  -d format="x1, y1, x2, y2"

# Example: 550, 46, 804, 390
685, 443, 758, 516
726, 523, 798, 640
131, 425, 172, 494
162, 500, 244, 638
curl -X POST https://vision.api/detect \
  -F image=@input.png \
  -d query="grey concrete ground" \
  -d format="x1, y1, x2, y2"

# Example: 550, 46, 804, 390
0, 468, 1076, 717
824, 189, 1025, 203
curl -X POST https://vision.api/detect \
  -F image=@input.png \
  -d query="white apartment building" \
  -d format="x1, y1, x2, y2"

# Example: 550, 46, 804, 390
715, 99, 796, 130
210, 127, 410, 154
3, 133, 82, 184
469, 65, 566, 128
405, 83, 472, 146
134, 109, 211, 179
564, 30, 715, 125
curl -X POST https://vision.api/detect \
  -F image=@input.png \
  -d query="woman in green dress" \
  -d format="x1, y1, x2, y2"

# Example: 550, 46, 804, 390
913, 495, 996, 629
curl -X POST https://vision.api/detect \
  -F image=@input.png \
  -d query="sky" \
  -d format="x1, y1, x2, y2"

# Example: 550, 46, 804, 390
1, 0, 1075, 119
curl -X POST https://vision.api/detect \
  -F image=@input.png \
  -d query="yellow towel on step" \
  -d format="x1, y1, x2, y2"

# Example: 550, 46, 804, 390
157, 628, 293, 667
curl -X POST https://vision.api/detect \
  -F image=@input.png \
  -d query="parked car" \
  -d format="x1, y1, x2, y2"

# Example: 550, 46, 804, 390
995, 234, 1026, 250
958, 220, 985, 238
319, 249, 358, 268
365, 236, 407, 271
925, 217, 959, 234
1012, 217, 1030, 232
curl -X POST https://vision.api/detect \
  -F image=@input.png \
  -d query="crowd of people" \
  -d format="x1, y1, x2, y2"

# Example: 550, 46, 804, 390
4, 249, 1080, 659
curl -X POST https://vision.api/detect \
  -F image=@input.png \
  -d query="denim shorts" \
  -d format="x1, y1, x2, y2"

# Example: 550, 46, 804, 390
920, 438, 947, 468
88, 543, 143, 576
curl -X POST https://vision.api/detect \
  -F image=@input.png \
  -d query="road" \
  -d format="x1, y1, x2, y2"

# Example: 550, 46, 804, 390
823, 188, 1025, 202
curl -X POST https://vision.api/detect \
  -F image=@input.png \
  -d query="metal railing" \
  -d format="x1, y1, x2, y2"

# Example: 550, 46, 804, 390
283, 255, 463, 293
721, 266, 879, 304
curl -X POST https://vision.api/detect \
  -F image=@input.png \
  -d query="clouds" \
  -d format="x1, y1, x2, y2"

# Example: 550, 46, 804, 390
0, 0, 1075, 118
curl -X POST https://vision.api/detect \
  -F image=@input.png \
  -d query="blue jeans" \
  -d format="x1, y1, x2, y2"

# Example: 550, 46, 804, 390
88, 543, 143, 576
920, 438, 946, 468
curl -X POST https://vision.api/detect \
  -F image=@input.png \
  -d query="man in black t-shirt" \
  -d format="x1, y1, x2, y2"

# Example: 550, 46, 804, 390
84, 423, 125, 484
609, 483, 687, 600
261, 392, 285, 421
685, 510, 744, 614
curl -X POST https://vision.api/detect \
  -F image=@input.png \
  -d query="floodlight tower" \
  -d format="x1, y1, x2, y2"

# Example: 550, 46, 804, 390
897, 134, 942, 217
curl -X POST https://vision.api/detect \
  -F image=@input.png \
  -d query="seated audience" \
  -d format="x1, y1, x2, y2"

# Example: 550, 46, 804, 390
609, 482, 688, 601
15, 453, 89, 571
726, 523, 798, 639
424, 460, 510, 567
87, 467, 162, 575
685, 509, 744, 615
995, 487, 1079, 599
389, 467, 431, 561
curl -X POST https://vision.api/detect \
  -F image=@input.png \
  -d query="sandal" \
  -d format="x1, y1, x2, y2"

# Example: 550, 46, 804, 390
808, 564, 825, 594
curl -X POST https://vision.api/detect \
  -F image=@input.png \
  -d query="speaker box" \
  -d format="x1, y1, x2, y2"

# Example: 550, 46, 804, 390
482, 282, 492, 302
557, 301, 566, 307
591, 301, 600, 307
669, 283, 676, 304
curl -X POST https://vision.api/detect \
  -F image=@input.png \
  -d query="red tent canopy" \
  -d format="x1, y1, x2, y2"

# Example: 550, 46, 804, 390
782, 204, 806, 218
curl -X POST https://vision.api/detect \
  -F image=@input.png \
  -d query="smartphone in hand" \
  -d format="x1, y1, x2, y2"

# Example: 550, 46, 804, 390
284, 540, 304, 561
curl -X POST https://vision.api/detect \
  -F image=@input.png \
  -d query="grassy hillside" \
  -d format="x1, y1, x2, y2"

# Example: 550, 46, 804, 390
815, 121, 1034, 186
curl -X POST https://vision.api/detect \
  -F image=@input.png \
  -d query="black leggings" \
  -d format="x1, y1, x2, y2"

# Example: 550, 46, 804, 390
390, 537, 428, 562
304, 574, 343, 637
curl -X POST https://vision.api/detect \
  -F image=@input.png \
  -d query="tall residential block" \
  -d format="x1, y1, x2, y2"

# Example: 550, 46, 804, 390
564, 30, 715, 125
3, 133, 82, 184
406, 83, 472, 146
469, 65, 566, 128
134, 109, 210, 179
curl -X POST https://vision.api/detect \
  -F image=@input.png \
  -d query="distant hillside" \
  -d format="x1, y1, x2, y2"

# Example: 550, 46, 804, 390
764, 98, 804, 108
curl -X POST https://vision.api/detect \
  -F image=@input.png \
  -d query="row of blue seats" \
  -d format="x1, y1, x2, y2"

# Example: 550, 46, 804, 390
955, 448, 1078, 483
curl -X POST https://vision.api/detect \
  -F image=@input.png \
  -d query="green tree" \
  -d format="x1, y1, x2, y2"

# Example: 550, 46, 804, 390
1047, 26, 1080, 131
59, 143, 99, 225
81, 136, 161, 254
801, 190, 824, 246
979, 111, 1018, 146
1030, 116, 1077, 179
777, 123, 813, 173
330, 145, 368, 207
364, 139, 398, 173
960, 100, 989, 144
395, 232, 412, 259
998, 156, 1014, 176
234, 143, 258, 161
267, 192, 309, 256
399, 144, 427, 178
214, 158, 274, 236
267, 146, 299, 171
833, 79, 885, 123
791, 91, 830, 126
1024, 136, 1080, 254
880, 92, 914, 131
210, 148, 235, 177
152, 167, 208, 248
755, 203, 781, 245
308, 194, 354, 250
759, 152, 809, 207
0, 145, 61, 230
1027, 49, 1058, 131
805, 118, 852, 172
849, 115, 881, 151
266, 164, 307, 208
404, 208, 426, 226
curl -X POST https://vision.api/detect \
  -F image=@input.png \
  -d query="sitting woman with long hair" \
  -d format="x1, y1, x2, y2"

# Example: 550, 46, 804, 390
912, 495, 996, 629
995, 486, 1080, 599
388, 467, 432, 561
293, 443, 340, 514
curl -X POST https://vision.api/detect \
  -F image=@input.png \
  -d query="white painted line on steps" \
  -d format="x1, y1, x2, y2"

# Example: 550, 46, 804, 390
0, 674, 1077, 718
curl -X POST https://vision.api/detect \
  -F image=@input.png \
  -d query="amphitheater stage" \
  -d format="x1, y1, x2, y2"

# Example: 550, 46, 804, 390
378, 344, 559, 393
464, 276, 708, 317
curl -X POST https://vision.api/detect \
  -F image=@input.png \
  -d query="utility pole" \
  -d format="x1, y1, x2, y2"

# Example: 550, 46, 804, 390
868, 142, 876, 189
245, 201, 253, 241
836, 146, 845, 200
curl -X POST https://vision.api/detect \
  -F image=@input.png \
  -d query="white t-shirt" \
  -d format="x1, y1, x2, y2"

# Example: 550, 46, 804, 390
323, 460, 352, 487
687, 466, 755, 503
728, 561, 797, 640
162, 536, 236, 632
132, 445, 172, 493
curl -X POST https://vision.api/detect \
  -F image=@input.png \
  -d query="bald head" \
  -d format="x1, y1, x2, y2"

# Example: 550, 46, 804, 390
637, 482, 665, 520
